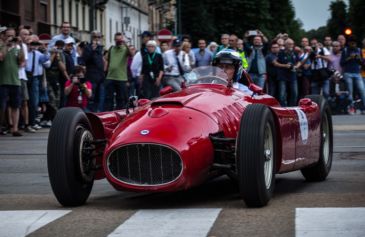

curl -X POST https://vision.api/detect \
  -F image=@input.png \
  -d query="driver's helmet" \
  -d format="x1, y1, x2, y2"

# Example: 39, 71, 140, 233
213, 49, 242, 82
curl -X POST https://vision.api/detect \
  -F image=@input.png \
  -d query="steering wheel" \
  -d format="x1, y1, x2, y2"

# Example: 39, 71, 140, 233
194, 76, 228, 85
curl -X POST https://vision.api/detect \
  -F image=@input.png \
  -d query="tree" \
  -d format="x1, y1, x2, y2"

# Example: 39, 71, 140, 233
327, 0, 348, 39
348, 0, 365, 41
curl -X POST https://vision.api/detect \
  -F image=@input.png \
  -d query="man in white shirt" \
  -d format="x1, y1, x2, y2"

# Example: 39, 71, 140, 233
162, 39, 184, 91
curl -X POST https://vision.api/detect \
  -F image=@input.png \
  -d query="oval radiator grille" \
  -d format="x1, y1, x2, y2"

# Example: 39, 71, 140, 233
107, 144, 183, 185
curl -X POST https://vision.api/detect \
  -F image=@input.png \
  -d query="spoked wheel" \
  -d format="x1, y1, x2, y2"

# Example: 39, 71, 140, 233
47, 108, 96, 206
237, 104, 277, 207
301, 95, 333, 181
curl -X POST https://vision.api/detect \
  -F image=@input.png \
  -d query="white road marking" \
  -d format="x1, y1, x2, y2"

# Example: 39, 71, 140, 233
108, 208, 222, 237
0, 210, 71, 237
296, 208, 365, 237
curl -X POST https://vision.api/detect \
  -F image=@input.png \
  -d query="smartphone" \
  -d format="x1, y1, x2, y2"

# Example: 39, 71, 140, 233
248, 30, 257, 36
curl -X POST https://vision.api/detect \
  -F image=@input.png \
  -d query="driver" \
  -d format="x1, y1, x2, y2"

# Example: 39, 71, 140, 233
213, 49, 251, 93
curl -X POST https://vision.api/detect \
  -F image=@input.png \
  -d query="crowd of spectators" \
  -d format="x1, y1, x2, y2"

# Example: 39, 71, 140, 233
1, 22, 365, 136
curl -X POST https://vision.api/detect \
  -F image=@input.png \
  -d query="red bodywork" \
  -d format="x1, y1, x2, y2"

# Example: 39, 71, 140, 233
86, 84, 321, 193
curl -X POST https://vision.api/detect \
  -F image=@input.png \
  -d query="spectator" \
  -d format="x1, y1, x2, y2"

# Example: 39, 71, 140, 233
277, 38, 285, 50
228, 34, 248, 69
265, 42, 280, 97
309, 38, 331, 99
237, 39, 244, 51
26, 35, 50, 130
329, 41, 343, 74
163, 39, 184, 91
104, 32, 131, 111
273, 38, 300, 106
139, 31, 161, 57
337, 34, 346, 50
340, 35, 365, 114
82, 31, 105, 112
64, 66, 92, 110
244, 32, 269, 88
160, 41, 169, 53
194, 39, 213, 67
207, 41, 218, 54
127, 45, 139, 97
48, 22, 77, 65
178, 41, 195, 74
324, 36, 333, 52
215, 34, 230, 55
297, 46, 312, 98
17, 29, 35, 133
140, 40, 164, 99
301, 37, 309, 49
0, 28, 24, 136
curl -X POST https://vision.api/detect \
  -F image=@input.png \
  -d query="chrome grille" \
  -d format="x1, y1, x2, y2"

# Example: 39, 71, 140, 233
107, 144, 182, 185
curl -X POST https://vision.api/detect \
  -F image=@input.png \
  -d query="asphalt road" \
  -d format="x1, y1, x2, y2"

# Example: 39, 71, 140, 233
0, 115, 364, 237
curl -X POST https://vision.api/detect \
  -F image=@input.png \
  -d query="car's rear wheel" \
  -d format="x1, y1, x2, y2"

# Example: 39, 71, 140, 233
237, 104, 277, 207
47, 107, 95, 206
301, 95, 333, 181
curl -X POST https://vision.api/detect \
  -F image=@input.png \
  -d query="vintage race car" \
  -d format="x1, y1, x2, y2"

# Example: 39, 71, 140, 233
47, 66, 333, 207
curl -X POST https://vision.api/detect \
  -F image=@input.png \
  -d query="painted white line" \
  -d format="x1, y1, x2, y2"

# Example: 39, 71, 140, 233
0, 210, 71, 237
296, 208, 365, 237
108, 208, 222, 237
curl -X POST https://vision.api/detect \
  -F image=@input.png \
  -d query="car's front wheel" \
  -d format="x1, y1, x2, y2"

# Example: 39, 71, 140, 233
237, 104, 277, 207
47, 108, 95, 206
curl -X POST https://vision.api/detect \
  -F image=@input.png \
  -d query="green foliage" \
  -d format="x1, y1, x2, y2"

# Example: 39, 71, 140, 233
327, 0, 348, 39
349, 0, 365, 41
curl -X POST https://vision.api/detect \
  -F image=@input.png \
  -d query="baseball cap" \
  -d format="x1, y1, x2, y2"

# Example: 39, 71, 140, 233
0, 25, 7, 33
139, 31, 153, 37
172, 39, 182, 47
146, 40, 157, 47
64, 37, 74, 45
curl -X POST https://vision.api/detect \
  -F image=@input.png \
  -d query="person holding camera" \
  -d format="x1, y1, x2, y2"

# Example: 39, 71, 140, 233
0, 28, 25, 136
82, 31, 105, 112
243, 30, 269, 89
272, 38, 300, 106
308, 38, 331, 99
64, 66, 92, 110
104, 32, 132, 111
25, 35, 50, 130
340, 35, 365, 115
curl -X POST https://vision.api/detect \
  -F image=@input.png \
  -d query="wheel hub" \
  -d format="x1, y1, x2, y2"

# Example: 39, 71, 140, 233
79, 129, 95, 182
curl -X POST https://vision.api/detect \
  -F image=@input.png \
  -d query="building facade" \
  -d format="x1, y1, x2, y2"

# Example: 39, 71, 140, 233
0, 0, 51, 34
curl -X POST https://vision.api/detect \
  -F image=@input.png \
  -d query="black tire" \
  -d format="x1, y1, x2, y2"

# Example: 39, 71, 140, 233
301, 95, 333, 181
237, 104, 277, 207
47, 107, 95, 206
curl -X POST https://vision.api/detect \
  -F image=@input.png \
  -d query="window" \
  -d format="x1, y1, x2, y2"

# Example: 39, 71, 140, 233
53, 0, 57, 25
76, 2, 79, 28
82, 3, 85, 30
25, 0, 34, 21
40, 2, 48, 22
68, 0, 72, 25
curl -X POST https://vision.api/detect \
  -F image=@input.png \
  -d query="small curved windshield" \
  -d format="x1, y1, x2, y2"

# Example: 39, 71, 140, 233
185, 66, 228, 86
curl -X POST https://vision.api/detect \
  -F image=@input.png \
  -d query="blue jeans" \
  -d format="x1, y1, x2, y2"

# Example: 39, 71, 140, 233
27, 76, 41, 126
278, 80, 298, 106
311, 80, 330, 99
249, 73, 266, 89
343, 72, 365, 109
87, 81, 105, 112
104, 79, 128, 111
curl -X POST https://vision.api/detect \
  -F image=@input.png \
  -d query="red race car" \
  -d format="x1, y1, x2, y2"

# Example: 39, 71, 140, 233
47, 66, 333, 207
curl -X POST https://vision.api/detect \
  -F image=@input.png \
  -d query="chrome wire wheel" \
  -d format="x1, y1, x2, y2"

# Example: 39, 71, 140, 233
264, 123, 274, 189
322, 113, 330, 165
